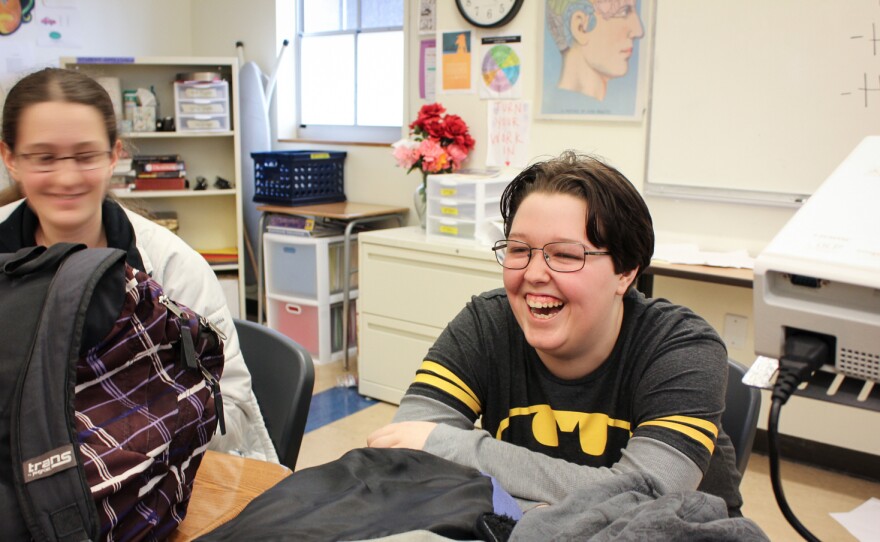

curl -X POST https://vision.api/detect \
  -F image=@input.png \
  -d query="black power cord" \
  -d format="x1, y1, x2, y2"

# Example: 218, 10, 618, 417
768, 333, 832, 542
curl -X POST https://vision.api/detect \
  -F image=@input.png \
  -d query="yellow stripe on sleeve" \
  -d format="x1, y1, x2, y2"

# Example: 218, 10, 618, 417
413, 373, 482, 415
653, 415, 719, 437
418, 361, 481, 404
639, 420, 716, 455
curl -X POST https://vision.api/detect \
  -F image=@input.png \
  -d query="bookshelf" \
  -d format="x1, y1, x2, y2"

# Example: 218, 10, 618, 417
61, 56, 245, 317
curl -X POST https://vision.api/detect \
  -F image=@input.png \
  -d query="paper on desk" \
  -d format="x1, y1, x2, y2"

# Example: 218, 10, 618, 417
653, 243, 755, 269
830, 497, 880, 542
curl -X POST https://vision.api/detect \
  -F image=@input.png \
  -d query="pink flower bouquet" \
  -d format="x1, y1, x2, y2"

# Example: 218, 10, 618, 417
392, 103, 476, 184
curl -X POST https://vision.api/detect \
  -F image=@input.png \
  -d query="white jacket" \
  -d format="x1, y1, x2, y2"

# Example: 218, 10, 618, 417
0, 200, 278, 463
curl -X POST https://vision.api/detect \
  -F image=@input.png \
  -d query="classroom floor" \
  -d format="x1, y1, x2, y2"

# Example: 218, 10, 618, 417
297, 359, 880, 542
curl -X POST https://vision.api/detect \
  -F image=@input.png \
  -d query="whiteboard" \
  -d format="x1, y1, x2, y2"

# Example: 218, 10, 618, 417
645, 0, 880, 205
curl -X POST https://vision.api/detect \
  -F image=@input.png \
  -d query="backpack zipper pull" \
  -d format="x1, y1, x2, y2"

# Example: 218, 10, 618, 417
199, 315, 227, 341
159, 295, 198, 369
199, 363, 226, 435
159, 294, 225, 434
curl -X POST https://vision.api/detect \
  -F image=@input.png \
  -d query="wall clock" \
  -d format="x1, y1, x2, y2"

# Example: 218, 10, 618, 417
454, 0, 524, 29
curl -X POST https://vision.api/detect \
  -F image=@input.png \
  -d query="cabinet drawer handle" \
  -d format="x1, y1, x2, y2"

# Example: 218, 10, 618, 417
285, 304, 303, 315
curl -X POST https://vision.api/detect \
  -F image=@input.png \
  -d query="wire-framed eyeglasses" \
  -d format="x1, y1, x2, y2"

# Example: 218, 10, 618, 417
492, 239, 611, 273
15, 151, 113, 173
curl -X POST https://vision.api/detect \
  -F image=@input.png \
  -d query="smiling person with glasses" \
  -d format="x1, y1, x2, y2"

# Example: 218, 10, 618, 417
0, 68, 276, 466
369, 151, 744, 521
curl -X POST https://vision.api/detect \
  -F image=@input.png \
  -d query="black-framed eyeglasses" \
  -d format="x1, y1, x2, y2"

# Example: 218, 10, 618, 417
492, 239, 611, 273
15, 151, 113, 173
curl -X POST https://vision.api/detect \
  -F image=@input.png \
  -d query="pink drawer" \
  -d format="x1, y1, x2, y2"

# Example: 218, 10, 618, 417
268, 299, 321, 355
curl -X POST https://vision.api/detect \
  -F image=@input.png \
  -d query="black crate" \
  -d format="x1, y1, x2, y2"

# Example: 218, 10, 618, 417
252, 150, 347, 205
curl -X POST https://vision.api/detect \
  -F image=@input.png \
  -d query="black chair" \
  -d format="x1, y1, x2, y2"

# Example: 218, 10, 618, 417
233, 318, 315, 470
722, 358, 762, 474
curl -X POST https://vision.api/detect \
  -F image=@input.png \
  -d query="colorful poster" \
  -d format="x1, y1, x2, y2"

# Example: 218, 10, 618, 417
538, 0, 649, 120
479, 36, 523, 100
438, 30, 473, 93
486, 100, 531, 168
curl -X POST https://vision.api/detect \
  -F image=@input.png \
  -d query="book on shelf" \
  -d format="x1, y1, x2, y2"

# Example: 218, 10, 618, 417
267, 215, 315, 230
132, 154, 185, 174
265, 214, 353, 237
133, 154, 182, 163
198, 247, 239, 266
266, 222, 346, 237
136, 170, 187, 179
137, 161, 186, 173
134, 177, 186, 191
266, 225, 312, 237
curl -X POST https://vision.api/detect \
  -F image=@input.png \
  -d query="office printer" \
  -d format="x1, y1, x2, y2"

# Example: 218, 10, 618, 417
753, 136, 880, 389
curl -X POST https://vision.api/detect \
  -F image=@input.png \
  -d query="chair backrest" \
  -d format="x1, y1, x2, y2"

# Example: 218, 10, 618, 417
234, 318, 315, 470
722, 358, 762, 474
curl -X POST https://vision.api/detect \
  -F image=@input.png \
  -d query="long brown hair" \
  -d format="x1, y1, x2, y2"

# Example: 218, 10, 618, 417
1, 67, 118, 206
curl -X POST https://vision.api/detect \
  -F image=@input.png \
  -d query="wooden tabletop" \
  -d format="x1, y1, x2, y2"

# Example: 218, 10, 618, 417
257, 201, 409, 220
169, 450, 291, 541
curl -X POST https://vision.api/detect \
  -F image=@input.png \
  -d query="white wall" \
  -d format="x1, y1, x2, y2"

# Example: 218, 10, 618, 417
0, 0, 194, 79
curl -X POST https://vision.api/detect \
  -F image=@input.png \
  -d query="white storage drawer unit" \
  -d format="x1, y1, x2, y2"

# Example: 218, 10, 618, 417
263, 232, 358, 364
357, 227, 503, 404
174, 80, 230, 132
425, 173, 512, 242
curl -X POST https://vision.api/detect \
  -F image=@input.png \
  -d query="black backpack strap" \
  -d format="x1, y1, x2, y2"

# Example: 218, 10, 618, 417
1, 243, 87, 276
9, 245, 126, 542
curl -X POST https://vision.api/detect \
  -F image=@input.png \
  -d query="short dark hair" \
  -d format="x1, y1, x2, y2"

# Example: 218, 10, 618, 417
499, 150, 654, 280
1, 67, 117, 152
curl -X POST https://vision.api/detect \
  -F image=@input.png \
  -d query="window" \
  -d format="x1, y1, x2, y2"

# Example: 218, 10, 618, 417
296, 0, 404, 143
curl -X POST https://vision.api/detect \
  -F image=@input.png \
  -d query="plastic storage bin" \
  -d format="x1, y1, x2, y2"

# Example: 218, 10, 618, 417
427, 197, 500, 221
263, 233, 358, 300
174, 81, 230, 133
252, 150, 347, 205
427, 216, 477, 239
267, 297, 357, 363
426, 174, 511, 201
426, 173, 513, 241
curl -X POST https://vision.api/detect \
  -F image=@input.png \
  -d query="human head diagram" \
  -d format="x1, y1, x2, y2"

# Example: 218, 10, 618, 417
546, 0, 644, 101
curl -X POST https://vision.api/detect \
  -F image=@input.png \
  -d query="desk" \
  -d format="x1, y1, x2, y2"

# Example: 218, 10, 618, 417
638, 261, 754, 297
257, 202, 408, 370
169, 451, 291, 541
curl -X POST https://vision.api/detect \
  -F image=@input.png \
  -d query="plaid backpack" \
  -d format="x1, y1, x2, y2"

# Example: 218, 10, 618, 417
0, 243, 225, 542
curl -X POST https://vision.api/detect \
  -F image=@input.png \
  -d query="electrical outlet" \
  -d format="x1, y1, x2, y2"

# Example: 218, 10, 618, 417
723, 314, 748, 350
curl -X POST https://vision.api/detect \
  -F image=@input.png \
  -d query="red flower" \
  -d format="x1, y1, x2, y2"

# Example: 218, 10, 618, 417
441, 115, 475, 151
421, 117, 446, 139
410, 103, 446, 132
392, 102, 475, 180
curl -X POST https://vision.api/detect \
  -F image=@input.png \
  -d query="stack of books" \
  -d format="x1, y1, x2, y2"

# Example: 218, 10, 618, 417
266, 214, 347, 237
197, 247, 239, 267
132, 154, 187, 191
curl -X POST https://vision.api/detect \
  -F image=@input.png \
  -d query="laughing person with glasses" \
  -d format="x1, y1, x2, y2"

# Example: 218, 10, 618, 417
369, 151, 744, 522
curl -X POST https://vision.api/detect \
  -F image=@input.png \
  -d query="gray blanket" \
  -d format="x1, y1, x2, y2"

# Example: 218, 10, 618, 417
510, 471, 768, 541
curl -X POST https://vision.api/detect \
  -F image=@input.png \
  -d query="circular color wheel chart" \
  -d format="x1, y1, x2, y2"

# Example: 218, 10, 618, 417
482, 44, 521, 93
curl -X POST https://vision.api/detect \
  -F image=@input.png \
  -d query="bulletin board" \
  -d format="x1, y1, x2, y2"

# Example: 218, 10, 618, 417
645, 0, 880, 206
